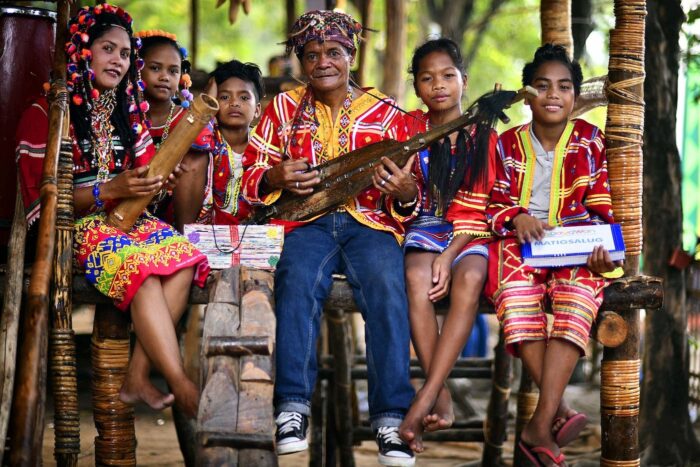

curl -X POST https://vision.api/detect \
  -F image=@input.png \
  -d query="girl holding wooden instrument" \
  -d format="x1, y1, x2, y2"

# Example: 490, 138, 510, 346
398, 38, 497, 453
136, 30, 212, 230
16, 3, 209, 418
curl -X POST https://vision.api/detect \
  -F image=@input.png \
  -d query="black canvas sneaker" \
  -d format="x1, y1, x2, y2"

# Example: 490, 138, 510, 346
375, 426, 415, 466
275, 411, 309, 455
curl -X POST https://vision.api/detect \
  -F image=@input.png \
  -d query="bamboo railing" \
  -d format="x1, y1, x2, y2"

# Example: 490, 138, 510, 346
601, 1, 646, 466
8, 1, 71, 464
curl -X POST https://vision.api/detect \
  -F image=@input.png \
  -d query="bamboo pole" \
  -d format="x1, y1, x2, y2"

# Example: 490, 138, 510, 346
540, 0, 573, 58
601, 1, 646, 465
8, 1, 70, 464
51, 129, 79, 467
0, 181, 27, 465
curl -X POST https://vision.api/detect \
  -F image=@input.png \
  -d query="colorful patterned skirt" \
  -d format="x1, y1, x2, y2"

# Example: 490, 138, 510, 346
404, 216, 452, 252
73, 212, 210, 310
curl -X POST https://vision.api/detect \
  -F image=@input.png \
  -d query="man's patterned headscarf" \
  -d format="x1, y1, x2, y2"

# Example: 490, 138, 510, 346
285, 10, 363, 57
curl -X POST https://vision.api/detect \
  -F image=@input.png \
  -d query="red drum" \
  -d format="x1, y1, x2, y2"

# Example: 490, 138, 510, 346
0, 7, 55, 252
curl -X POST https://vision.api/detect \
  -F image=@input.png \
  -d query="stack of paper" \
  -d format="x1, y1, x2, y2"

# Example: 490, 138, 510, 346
184, 224, 284, 270
521, 224, 626, 267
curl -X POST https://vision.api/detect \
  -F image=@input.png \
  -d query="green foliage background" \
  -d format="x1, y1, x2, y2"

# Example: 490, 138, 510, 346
113, 0, 611, 130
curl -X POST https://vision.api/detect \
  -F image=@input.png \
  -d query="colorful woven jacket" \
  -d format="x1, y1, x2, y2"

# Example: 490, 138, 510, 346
488, 118, 614, 235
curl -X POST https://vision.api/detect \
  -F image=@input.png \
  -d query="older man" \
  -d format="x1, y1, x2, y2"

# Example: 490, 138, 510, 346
242, 10, 418, 466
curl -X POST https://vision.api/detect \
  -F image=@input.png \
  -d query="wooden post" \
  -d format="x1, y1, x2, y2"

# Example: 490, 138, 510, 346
237, 268, 277, 467
51, 132, 80, 467
601, 2, 646, 466
325, 306, 355, 467
513, 369, 537, 466
8, 1, 70, 463
482, 330, 512, 466
381, 0, 406, 104
91, 304, 137, 466
0, 182, 27, 465
540, 0, 573, 58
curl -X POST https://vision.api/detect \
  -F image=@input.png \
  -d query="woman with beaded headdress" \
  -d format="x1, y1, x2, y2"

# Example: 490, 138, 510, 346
135, 29, 213, 230
16, 3, 209, 418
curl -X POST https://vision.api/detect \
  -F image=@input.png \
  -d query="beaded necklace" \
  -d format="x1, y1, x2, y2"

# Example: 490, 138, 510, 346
154, 102, 176, 150
214, 130, 244, 217
90, 89, 117, 182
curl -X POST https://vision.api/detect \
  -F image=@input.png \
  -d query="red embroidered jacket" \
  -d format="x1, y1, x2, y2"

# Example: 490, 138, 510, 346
241, 85, 416, 241
406, 109, 497, 239
488, 118, 614, 236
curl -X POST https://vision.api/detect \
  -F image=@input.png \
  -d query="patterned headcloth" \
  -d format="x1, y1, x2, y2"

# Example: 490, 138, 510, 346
285, 10, 363, 57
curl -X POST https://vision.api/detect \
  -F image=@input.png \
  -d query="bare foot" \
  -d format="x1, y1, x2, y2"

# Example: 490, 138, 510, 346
423, 385, 454, 432
172, 378, 199, 419
520, 422, 566, 467
399, 391, 433, 453
119, 377, 175, 410
552, 400, 578, 433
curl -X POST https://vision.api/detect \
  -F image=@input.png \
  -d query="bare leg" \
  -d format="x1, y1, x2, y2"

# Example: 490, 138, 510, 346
121, 269, 199, 418
400, 254, 487, 452
120, 267, 195, 410
520, 339, 578, 431
422, 255, 486, 433
172, 152, 209, 232
520, 338, 580, 466
399, 251, 439, 450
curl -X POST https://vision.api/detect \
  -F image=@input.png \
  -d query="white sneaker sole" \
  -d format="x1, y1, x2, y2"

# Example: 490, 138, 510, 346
377, 453, 416, 467
276, 438, 308, 455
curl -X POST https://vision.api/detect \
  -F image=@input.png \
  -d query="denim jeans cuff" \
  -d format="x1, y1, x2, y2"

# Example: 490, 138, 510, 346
370, 413, 404, 431
275, 400, 312, 417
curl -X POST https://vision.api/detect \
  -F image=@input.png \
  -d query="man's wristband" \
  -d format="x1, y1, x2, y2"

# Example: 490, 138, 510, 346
92, 182, 105, 209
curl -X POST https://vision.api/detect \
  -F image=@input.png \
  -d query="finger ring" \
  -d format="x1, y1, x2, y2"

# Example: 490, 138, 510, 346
385, 174, 392, 181
295, 181, 300, 189
380, 179, 386, 187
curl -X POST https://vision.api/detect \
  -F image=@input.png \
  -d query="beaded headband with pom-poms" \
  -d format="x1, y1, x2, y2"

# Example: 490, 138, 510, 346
134, 29, 195, 109
66, 3, 148, 134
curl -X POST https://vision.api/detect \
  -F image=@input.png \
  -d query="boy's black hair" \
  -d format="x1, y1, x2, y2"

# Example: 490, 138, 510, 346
522, 43, 583, 95
210, 60, 265, 102
409, 37, 466, 94
139, 35, 191, 74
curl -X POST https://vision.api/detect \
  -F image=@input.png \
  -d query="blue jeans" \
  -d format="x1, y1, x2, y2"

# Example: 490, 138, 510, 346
274, 212, 414, 430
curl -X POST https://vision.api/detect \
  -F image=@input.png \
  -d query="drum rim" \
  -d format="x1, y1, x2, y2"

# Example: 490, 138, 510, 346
0, 6, 57, 21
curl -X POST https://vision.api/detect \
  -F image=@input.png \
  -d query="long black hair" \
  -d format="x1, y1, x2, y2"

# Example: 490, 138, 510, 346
69, 11, 146, 164
410, 38, 489, 214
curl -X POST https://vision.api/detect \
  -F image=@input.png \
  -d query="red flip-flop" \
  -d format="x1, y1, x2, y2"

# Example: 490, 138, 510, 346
518, 441, 566, 466
554, 412, 588, 447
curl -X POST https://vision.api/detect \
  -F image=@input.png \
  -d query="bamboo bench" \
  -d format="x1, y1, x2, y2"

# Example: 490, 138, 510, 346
52, 269, 661, 466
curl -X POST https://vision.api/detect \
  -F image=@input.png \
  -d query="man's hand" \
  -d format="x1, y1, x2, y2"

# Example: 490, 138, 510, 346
264, 160, 320, 195
587, 245, 622, 274
512, 213, 553, 244
372, 155, 417, 203
101, 166, 163, 200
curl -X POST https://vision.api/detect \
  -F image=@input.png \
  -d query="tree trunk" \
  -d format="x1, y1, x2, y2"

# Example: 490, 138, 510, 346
381, 0, 406, 104
640, 0, 700, 464
571, 0, 593, 61
540, 0, 573, 58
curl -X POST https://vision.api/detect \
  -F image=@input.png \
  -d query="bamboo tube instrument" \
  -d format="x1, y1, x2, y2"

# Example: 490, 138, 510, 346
107, 93, 219, 231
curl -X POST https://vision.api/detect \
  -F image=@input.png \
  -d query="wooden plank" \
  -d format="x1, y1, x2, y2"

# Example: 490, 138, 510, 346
198, 365, 239, 432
